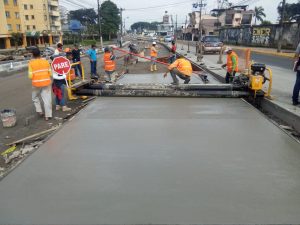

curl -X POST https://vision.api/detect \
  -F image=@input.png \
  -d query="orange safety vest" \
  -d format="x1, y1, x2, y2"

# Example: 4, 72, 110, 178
168, 58, 193, 76
104, 52, 116, 71
227, 51, 239, 72
29, 59, 51, 87
150, 46, 158, 57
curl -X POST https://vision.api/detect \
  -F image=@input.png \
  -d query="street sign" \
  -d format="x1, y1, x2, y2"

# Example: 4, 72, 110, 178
51, 56, 71, 75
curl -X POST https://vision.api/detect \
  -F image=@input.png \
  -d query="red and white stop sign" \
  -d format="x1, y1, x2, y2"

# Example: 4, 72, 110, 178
51, 56, 71, 74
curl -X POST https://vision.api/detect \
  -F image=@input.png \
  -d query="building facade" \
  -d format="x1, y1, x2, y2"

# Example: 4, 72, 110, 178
0, 0, 62, 49
157, 11, 173, 36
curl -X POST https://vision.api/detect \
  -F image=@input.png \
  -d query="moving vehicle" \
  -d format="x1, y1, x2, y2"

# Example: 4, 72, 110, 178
164, 35, 174, 42
201, 35, 223, 54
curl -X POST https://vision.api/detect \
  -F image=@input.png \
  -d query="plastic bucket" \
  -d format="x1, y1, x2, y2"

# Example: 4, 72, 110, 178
1, 109, 17, 128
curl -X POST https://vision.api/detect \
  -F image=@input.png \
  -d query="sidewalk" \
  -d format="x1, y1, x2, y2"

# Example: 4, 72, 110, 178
174, 42, 300, 119
177, 40, 295, 59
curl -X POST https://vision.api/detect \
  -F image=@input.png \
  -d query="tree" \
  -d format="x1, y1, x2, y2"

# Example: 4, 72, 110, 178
254, 6, 266, 25
131, 22, 161, 31
100, 0, 121, 40
10, 32, 23, 49
69, 8, 97, 25
277, 1, 300, 22
260, 20, 272, 25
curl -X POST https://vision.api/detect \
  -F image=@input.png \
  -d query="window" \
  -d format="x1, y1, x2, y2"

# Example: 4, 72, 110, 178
30, 4, 33, 9
16, 24, 21, 31
5, 11, 10, 18
4, 0, 8, 5
27, 25, 30, 30
25, 15, 29, 20
31, 15, 35, 19
44, 15, 47, 21
15, 12, 20, 18
24, 4, 27, 9
33, 25, 36, 30
43, 4, 46, 10
13, 0, 18, 6
7, 24, 12, 31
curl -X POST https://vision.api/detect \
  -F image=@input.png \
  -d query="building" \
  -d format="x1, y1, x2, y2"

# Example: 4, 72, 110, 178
157, 11, 173, 36
0, 0, 62, 49
211, 5, 254, 27
187, 12, 219, 41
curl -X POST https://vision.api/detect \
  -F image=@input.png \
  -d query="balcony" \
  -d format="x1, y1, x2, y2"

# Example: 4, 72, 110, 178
49, 11, 60, 17
51, 21, 61, 26
48, 0, 58, 7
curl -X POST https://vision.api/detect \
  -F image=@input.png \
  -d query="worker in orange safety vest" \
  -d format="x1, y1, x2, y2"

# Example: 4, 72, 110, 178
103, 47, 117, 83
150, 42, 158, 72
222, 47, 239, 83
163, 55, 193, 85
28, 48, 52, 121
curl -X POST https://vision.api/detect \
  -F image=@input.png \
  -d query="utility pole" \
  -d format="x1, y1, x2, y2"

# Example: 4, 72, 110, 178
197, 0, 206, 62
277, 0, 286, 53
175, 15, 177, 40
120, 8, 124, 36
97, 0, 103, 49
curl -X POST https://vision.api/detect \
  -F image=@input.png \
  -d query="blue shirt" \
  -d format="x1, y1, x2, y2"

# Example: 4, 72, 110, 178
86, 49, 97, 61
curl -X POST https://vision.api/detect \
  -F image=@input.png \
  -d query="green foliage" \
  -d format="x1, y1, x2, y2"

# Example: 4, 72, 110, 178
131, 22, 162, 31
278, 1, 300, 22
80, 40, 97, 46
69, 8, 97, 25
254, 6, 266, 25
100, 0, 121, 40
10, 32, 23, 49
260, 20, 272, 25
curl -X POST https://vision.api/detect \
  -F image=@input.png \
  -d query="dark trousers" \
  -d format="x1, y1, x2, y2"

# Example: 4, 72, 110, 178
170, 68, 191, 84
292, 71, 300, 103
225, 71, 236, 83
73, 60, 82, 77
90, 61, 97, 76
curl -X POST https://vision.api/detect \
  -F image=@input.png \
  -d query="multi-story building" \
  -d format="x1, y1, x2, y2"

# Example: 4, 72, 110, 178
0, 0, 62, 49
157, 11, 174, 36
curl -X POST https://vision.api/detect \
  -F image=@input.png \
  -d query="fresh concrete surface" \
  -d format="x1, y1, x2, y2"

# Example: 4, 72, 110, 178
0, 98, 300, 224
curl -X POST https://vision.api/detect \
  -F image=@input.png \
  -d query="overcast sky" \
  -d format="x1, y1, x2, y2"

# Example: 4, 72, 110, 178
61, 0, 299, 29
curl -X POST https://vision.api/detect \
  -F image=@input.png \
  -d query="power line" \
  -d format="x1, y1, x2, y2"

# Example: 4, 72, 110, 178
125, 0, 195, 11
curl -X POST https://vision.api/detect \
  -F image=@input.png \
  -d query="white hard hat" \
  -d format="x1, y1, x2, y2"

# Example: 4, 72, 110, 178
152, 42, 157, 45
224, 47, 232, 53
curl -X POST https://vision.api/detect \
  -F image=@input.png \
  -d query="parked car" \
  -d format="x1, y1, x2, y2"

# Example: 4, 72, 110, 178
164, 35, 174, 42
201, 35, 223, 54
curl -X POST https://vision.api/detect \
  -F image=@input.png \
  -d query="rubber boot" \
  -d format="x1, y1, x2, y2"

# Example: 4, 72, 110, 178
67, 88, 78, 100
154, 65, 157, 71
150, 65, 154, 72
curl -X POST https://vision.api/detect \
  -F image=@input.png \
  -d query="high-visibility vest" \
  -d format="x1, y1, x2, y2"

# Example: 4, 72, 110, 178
29, 59, 51, 87
227, 51, 239, 72
168, 58, 193, 76
104, 52, 116, 71
150, 46, 158, 57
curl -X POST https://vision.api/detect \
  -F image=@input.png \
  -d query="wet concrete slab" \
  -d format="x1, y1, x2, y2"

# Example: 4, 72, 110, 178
117, 73, 219, 84
0, 98, 300, 224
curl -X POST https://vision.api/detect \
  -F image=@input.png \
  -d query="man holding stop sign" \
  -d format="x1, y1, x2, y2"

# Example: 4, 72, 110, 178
51, 56, 72, 112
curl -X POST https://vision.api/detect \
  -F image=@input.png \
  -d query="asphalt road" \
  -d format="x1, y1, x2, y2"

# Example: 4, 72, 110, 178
251, 52, 294, 70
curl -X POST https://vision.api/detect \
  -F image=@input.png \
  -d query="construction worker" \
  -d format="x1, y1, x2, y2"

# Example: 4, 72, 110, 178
103, 47, 117, 83
164, 55, 192, 85
28, 48, 52, 121
86, 44, 98, 79
292, 42, 300, 105
150, 42, 158, 72
222, 47, 239, 83
72, 44, 82, 78
169, 40, 177, 63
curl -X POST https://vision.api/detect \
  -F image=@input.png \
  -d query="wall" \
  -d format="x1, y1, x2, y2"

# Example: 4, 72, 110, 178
219, 23, 300, 49
0, 0, 8, 35
3, 0, 22, 33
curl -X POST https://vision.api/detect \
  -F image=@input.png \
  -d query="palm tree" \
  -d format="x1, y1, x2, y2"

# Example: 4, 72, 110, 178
254, 6, 266, 25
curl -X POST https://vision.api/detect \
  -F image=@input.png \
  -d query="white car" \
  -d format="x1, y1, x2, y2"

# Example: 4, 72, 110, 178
164, 35, 173, 42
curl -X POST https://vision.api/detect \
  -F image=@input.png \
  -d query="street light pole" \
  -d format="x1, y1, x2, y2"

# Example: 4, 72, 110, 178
97, 0, 103, 49
277, 0, 286, 53
197, 0, 205, 62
